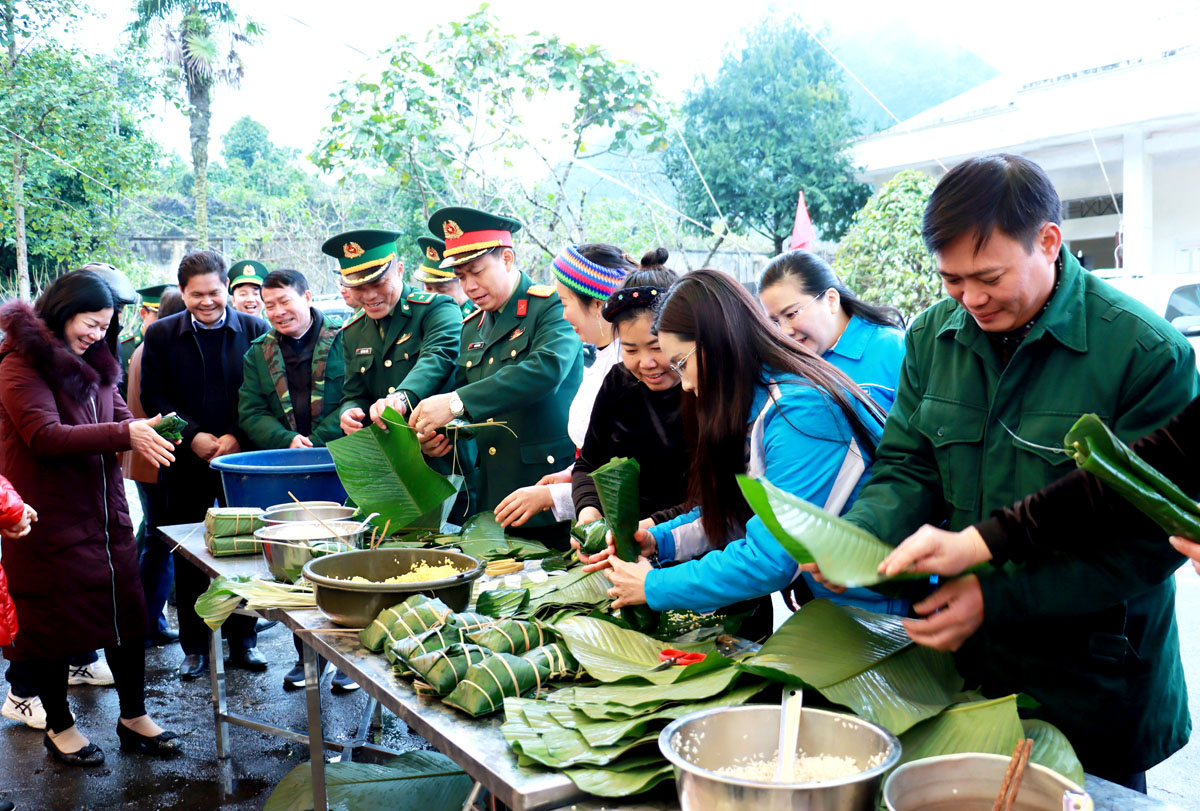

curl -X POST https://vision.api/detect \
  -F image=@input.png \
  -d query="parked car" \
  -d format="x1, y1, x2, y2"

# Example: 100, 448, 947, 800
1093, 269, 1200, 369
313, 297, 355, 323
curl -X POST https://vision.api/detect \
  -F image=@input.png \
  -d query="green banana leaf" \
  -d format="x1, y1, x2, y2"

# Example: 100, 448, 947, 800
439, 516, 556, 561
359, 595, 454, 653
571, 518, 609, 555
739, 600, 962, 734
1065, 413, 1200, 538
327, 405, 457, 532
590, 457, 658, 633
442, 652, 546, 716
522, 643, 582, 680
554, 615, 723, 684
408, 643, 491, 695
389, 624, 469, 667
1023, 718, 1086, 786
193, 575, 250, 630
526, 569, 611, 615
475, 588, 530, 617
153, 412, 187, 442
502, 699, 660, 767
548, 665, 744, 716
563, 757, 674, 798
264, 750, 472, 811
467, 619, 552, 655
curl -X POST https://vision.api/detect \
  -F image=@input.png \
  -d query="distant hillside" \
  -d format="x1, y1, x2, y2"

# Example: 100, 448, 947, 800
828, 25, 998, 133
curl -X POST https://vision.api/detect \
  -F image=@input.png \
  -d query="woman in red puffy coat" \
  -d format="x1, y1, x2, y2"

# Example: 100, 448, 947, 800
0, 475, 36, 647
0, 271, 181, 767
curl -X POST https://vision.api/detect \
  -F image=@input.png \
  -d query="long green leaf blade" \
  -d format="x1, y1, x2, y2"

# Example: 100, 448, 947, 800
589, 457, 658, 632
555, 615, 722, 684
896, 695, 1025, 767
264, 751, 472, 811
327, 406, 456, 531
1023, 718, 1086, 786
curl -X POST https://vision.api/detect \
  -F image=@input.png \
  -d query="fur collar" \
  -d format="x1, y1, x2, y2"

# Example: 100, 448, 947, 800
0, 300, 120, 402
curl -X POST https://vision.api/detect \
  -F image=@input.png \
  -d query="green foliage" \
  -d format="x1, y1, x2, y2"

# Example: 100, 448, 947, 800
834, 169, 942, 319
312, 6, 670, 261
265, 750, 472, 811
0, 35, 162, 285
664, 13, 870, 251
221, 115, 275, 167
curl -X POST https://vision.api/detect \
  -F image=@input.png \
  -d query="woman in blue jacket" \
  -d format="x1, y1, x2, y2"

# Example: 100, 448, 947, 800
588, 270, 889, 617
758, 250, 905, 412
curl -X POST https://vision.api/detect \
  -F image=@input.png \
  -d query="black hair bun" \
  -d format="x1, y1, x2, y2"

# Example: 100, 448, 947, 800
640, 247, 669, 268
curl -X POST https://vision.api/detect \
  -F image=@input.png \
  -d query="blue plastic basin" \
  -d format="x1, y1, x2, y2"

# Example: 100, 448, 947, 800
210, 448, 348, 510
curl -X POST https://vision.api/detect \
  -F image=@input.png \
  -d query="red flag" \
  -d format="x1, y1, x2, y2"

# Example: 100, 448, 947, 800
790, 190, 816, 250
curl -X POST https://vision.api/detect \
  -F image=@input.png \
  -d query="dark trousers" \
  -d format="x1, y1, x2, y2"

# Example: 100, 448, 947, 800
137, 480, 174, 635
165, 463, 256, 656
31, 641, 147, 733
7, 652, 97, 698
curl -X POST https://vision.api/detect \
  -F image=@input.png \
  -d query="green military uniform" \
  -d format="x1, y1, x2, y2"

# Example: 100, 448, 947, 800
238, 311, 346, 448
844, 248, 1197, 777
321, 229, 461, 418
119, 284, 171, 398
430, 207, 583, 542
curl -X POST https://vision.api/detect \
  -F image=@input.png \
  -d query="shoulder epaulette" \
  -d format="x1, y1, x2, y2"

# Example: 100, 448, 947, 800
120, 334, 136, 344
406, 291, 435, 304
462, 308, 483, 324
342, 309, 367, 329
526, 284, 554, 298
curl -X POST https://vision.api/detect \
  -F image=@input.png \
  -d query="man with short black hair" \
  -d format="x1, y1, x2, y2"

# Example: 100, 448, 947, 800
841, 154, 1196, 788
141, 250, 270, 680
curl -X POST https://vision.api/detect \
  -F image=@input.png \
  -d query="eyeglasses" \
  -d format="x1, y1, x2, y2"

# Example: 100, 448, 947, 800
668, 345, 697, 376
778, 288, 831, 325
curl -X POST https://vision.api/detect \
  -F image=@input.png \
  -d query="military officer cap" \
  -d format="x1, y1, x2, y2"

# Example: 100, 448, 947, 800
321, 229, 402, 287
136, 283, 172, 311
228, 260, 268, 290
412, 237, 455, 284
428, 206, 522, 269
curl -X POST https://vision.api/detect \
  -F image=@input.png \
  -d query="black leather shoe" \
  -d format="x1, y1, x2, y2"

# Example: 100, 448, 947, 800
43, 734, 105, 766
144, 628, 180, 648
117, 722, 181, 755
179, 654, 208, 681
254, 619, 280, 634
228, 646, 268, 672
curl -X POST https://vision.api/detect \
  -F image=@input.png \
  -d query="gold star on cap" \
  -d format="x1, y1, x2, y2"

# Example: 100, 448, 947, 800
442, 220, 464, 240
425, 246, 439, 260
343, 242, 364, 259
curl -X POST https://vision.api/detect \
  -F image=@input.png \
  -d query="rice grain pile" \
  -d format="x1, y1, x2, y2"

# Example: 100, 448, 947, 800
345, 559, 462, 584
716, 751, 863, 783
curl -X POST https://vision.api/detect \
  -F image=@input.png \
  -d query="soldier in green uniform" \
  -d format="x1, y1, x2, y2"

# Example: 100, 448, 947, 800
118, 283, 173, 399
229, 259, 267, 318
410, 207, 583, 546
412, 236, 474, 319
323, 229, 461, 435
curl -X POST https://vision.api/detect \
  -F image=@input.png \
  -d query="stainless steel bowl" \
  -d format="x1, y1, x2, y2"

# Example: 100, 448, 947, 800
302, 547, 484, 627
259, 505, 359, 525
883, 752, 1085, 810
254, 520, 368, 583
265, 499, 342, 513
659, 705, 901, 811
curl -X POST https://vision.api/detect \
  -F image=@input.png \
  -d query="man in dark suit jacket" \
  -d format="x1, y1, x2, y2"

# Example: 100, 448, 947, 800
141, 250, 271, 680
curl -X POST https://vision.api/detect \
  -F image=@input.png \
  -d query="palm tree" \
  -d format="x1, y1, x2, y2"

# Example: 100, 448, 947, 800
128, 1, 262, 247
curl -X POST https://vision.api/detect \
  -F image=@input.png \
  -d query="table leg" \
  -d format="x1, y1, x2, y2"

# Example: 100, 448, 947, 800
303, 640, 328, 811
210, 626, 229, 759
461, 781, 484, 811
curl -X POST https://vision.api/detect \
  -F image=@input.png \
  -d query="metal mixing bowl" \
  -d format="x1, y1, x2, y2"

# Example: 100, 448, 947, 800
254, 520, 368, 583
659, 705, 901, 811
302, 547, 484, 626
259, 505, 359, 525
265, 499, 342, 513
883, 752, 1085, 810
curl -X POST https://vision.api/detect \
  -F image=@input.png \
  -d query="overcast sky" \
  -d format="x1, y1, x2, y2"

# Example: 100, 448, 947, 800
74, 0, 1200, 162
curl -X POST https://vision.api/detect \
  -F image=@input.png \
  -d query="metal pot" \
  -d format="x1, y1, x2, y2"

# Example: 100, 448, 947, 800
259, 505, 359, 525
659, 705, 901, 811
302, 547, 485, 626
883, 752, 1085, 810
265, 499, 343, 514
254, 520, 371, 583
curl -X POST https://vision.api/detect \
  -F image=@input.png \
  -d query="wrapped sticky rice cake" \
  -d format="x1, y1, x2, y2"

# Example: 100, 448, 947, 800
204, 507, 263, 538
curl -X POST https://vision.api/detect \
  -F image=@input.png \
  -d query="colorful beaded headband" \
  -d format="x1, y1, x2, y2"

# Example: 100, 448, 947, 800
601, 285, 663, 322
551, 245, 629, 301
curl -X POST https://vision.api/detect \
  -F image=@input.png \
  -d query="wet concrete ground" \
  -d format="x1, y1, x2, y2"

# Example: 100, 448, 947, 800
0, 617, 427, 810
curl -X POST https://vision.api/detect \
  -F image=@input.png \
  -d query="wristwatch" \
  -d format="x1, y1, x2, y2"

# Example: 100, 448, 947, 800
449, 392, 465, 418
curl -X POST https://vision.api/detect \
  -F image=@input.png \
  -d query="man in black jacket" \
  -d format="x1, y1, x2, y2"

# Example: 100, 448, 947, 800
141, 250, 270, 680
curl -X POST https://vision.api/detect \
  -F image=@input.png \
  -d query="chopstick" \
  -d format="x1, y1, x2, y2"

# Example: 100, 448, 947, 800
992, 738, 1034, 811
288, 491, 350, 545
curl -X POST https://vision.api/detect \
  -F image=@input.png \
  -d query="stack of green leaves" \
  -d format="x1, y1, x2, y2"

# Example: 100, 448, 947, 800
466, 619, 552, 655
524, 568, 611, 617
408, 644, 491, 695
589, 457, 657, 632
359, 595, 454, 653
436, 512, 559, 561
442, 652, 549, 717
153, 412, 188, 443
737, 600, 1085, 784
203, 507, 264, 557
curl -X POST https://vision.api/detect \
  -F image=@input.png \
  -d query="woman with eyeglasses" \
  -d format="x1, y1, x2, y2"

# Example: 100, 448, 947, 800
581, 270, 893, 624
758, 251, 906, 411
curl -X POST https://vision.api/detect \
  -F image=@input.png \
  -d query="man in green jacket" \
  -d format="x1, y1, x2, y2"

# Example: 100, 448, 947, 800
326, 229, 461, 435
410, 207, 583, 546
239, 269, 345, 449
841, 155, 1196, 788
